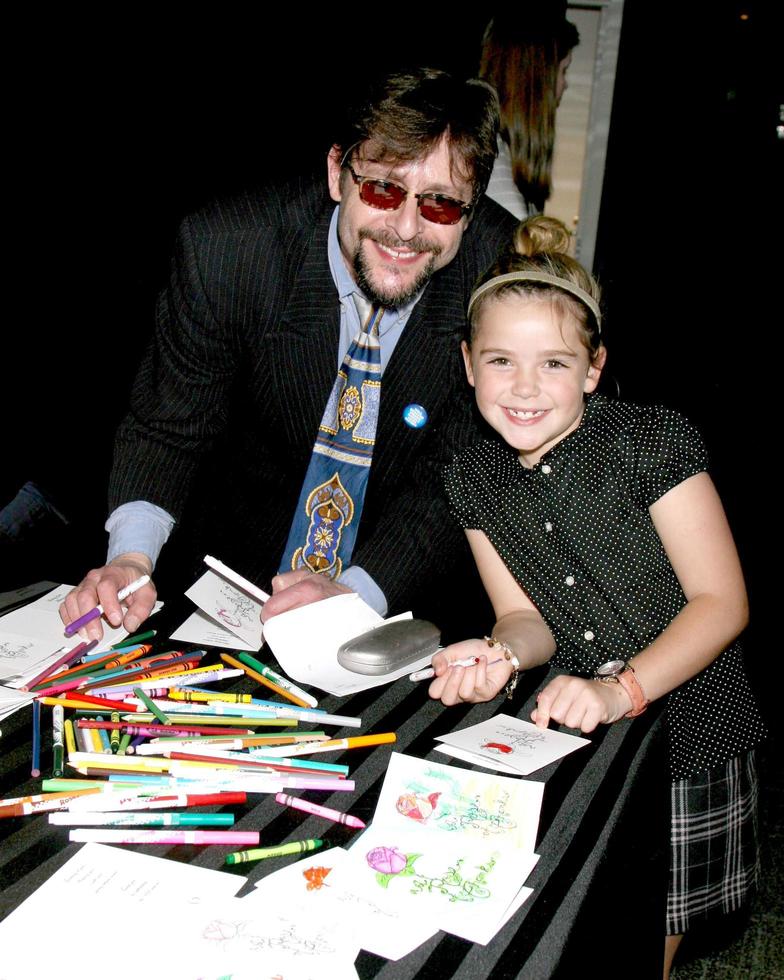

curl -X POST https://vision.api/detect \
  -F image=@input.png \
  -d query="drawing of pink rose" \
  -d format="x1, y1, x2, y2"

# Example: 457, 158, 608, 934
366, 846, 407, 875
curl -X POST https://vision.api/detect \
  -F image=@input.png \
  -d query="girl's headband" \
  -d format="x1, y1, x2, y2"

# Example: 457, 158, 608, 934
468, 271, 602, 332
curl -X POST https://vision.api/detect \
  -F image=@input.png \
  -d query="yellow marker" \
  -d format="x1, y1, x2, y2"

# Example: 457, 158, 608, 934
64, 718, 77, 756
167, 690, 253, 704
269, 733, 397, 757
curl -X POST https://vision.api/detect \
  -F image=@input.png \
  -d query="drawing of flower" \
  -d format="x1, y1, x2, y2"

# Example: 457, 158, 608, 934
366, 845, 421, 888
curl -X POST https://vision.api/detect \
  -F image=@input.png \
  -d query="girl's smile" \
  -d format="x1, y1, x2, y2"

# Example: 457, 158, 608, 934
462, 296, 605, 468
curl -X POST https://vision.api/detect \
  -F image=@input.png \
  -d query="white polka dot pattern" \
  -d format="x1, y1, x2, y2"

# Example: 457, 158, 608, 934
445, 396, 767, 779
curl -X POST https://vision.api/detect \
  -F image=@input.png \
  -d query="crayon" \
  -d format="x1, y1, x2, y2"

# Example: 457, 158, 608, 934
275, 793, 366, 829
225, 838, 323, 865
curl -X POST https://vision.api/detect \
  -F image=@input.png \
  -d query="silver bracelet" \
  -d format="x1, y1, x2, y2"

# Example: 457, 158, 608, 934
484, 636, 522, 700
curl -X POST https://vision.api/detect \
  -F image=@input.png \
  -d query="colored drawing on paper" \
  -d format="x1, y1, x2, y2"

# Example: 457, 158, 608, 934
392, 770, 518, 839
482, 742, 513, 754
215, 584, 256, 630
435, 790, 517, 837
366, 846, 495, 903
302, 865, 332, 891
492, 724, 547, 755
396, 791, 440, 823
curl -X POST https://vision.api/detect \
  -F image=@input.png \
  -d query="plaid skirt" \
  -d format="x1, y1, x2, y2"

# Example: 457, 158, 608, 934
667, 749, 760, 935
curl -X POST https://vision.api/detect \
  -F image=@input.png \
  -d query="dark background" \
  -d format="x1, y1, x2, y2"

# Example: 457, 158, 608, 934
4, 4, 781, 713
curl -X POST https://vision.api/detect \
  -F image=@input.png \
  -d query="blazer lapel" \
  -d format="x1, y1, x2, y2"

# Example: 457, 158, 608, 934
268, 204, 340, 449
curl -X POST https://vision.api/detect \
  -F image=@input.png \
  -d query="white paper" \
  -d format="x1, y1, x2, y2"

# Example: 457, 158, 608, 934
375, 752, 544, 853
151, 896, 359, 980
321, 753, 544, 948
0, 843, 244, 980
250, 846, 436, 961
170, 607, 254, 650
263, 593, 425, 695
182, 570, 264, 650
337, 825, 533, 945
0, 683, 33, 723
432, 742, 523, 775
0, 585, 162, 689
434, 714, 590, 775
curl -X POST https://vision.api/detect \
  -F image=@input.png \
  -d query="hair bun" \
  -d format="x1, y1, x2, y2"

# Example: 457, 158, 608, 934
513, 215, 572, 257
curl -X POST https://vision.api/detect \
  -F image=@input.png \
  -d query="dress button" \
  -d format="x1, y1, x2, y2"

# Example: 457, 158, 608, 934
584, 630, 595, 641
541, 464, 552, 474
565, 575, 575, 586
544, 521, 553, 532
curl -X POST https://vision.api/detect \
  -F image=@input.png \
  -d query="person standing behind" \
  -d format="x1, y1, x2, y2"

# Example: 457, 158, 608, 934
60, 68, 516, 641
480, 5, 579, 218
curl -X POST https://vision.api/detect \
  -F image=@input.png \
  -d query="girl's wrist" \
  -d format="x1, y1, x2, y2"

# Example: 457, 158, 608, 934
606, 680, 633, 721
484, 636, 522, 699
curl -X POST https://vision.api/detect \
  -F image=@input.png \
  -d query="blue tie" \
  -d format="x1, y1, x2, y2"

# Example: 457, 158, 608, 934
279, 303, 384, 579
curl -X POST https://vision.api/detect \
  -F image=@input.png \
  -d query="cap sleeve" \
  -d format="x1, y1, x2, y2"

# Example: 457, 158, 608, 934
632, 407, 709, 508
444, 454, 481, 530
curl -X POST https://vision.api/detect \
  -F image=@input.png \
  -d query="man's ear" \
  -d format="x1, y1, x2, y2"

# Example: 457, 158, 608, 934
584, 345, 607, 393
461, 340, 475, 387
327, 146, 344, 203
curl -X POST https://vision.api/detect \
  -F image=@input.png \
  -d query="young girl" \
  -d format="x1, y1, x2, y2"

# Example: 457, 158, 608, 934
429, 216, 766, 977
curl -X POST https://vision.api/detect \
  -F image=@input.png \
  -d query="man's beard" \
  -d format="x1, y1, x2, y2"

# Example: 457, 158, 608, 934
353, 229, 442, 308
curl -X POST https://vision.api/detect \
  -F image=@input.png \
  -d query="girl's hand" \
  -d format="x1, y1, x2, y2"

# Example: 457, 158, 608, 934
428, 639, 514, 706
531, 675, 632, 732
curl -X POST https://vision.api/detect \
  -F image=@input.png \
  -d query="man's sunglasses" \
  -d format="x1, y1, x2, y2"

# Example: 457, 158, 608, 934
343, 163, 472, 226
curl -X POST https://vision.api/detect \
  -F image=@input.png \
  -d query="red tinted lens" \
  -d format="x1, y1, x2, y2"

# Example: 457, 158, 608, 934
418, 195, 465, 225
358, 179, 406, 211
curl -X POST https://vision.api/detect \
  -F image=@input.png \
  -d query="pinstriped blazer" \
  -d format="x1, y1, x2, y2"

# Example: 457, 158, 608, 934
109, 176, 516, 628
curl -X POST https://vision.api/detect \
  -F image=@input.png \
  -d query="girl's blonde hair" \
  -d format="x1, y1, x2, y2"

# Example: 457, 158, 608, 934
467, 216, 603, 361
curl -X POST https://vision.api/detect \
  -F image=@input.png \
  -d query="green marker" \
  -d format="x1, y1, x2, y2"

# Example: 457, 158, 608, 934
133, 687, 171, 725
110, 630, 157, 650
43, 779, 104, 792
52, 705, 65, 777
225, 838, 323, 865
117, 732, 132, 756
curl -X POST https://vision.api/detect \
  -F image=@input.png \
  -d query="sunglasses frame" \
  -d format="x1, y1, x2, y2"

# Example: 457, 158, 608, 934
342, 162, 473, 226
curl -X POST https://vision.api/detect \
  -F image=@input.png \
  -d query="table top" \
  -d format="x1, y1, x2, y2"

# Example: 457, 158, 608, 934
0, 646, 669, 979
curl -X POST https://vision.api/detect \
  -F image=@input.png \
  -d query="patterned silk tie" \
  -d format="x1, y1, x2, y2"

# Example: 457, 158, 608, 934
279, 302, 384, 579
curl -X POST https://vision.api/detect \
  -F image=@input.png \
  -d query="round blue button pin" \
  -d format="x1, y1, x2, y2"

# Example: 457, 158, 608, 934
402, 404, 428, 429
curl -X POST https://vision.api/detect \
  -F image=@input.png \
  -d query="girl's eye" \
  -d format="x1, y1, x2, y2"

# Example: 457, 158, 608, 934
488, 356, 511, 366
544, 359, 567, 369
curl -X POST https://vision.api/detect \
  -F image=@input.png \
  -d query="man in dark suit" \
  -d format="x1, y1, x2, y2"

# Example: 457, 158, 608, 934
61, 68, 516, 640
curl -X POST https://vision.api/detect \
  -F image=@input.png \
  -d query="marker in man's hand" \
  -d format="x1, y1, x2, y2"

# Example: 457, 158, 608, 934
64, 575, 151, 637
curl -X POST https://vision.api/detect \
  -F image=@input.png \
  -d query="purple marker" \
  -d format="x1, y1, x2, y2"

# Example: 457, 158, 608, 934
64, 575, 150, 637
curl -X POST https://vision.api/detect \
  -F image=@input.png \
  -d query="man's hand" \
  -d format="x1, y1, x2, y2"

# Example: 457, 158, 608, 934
428, 639, 514, 706
531, 675, 632, 732
59, 553, 156, 641
261, 569, 352, 623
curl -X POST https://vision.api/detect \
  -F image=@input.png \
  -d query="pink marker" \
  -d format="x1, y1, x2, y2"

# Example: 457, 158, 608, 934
275, 792, 366, 829
68, 829, 259, 845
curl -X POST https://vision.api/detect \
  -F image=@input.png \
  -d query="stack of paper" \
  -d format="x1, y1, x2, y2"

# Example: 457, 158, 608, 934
434, 714, 590, 775
0, 843, 359, 979
251, 753, 545, 955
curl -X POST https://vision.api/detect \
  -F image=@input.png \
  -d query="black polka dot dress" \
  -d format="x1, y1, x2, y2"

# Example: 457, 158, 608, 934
444, 395, 767, 780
